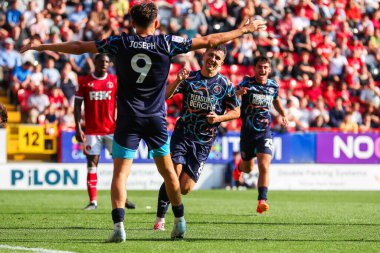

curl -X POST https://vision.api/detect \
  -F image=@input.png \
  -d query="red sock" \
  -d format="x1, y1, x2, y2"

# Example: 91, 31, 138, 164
87, 172, 97, 202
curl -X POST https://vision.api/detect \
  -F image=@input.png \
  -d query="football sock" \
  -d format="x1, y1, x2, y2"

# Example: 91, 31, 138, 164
258, 186, 268, 200
87, 167, 97, 202
112, 208, 125, 224
172, 204, 184, 218
156, 183, 170, 218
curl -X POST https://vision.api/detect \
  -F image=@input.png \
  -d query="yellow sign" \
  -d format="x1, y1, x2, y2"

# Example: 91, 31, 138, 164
18, 125, 45, 152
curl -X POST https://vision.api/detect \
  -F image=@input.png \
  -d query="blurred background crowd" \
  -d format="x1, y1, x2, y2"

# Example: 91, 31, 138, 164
0, 0, 379, 134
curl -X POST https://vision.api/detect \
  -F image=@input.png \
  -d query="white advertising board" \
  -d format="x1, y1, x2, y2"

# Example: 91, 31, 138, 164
0, 163, 379, 190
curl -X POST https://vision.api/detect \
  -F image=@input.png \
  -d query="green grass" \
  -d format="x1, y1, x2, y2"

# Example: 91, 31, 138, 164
0, 190, 379, 253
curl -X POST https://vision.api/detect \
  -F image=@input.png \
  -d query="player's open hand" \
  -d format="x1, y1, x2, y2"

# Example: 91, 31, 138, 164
281, 116, 289, 128
235, 87, 248, 96
242, 18, 267, 34
75, 128, 86, 143
20, 40, 41, 54
176, 66, 190, 82
207, 111, 219, 124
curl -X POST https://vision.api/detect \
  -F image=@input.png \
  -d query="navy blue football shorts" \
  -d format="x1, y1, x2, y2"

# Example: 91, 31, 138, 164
170, 129, 212, 182
240, 130, 273, 161
112, 115, 169, 159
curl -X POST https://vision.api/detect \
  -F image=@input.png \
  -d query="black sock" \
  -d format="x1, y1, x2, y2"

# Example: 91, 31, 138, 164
111, 208, 125, 224
156, 183, 170, 218
172, 203, 184, 218
258, 186, 268, 200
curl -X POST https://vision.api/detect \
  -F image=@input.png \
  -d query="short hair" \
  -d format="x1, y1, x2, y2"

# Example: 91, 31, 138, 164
253, 56, 271, 66
94, 53, 109, 61
0, 103, 8, 128
207, 44, 227, 59
130, 1, 158, 29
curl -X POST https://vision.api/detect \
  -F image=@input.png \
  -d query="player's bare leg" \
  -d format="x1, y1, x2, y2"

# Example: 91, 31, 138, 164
83, 155, 99, 210
107, 158, 132, 243
179, 172, 196, 195
256, 153, 271, 214
239, 159, 255, 173
154, 155, 186, 239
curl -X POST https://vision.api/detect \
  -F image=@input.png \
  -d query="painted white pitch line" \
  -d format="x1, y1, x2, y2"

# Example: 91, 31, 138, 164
0, 244, 76, 253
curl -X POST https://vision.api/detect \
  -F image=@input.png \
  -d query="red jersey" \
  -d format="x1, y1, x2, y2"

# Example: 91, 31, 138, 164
76, 73, 117, 135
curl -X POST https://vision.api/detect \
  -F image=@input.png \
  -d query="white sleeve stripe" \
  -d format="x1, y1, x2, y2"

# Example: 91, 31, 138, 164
75, 96, 84, 99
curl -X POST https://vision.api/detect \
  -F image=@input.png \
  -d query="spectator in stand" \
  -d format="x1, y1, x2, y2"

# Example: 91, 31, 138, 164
208, 0, 229, 33
299, 97, 312, 129
9, 61, 33, 103
329, 97, 346, 128
57, 63, 78, 106
360, 112, 379, 131
59, 105, 75, 128
89, 1, 110, 29
0, 38, 22, 84
42, 58, 61, 89
323, 83, 337, 109
29, 13, 49, 42
284, 99, 302, 130
44, 104, 58, 124
310, 114, 328, 128
328, 47, 348, 83
23, 0, 37, 27
27, 84, 50, 124
339, 112, 358, 133
0, 103, 8, 128
188, 0, 208, 36
311, 98, 330, 124
178, 16, 197, 40
360, 78, 380, 109
30, 63, 43, 87
68, 3, 88, 29
368, 28, 380, 54
305, 73, 323, 106
293, 51, 315, 80
6, 0, 22, 29
46, 0, 67, 16
69, 53, 95, 76
49, 86, 68, 112
351, 102, 362, 125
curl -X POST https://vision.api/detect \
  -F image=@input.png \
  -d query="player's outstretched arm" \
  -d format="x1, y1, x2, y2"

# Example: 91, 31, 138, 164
20, 40, 98, 55
190, 18, 266, 50
165, 66, 190, 100
272, 97, 288, 128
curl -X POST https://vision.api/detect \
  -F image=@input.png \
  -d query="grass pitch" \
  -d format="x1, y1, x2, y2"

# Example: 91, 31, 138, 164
0, 190, 379, 253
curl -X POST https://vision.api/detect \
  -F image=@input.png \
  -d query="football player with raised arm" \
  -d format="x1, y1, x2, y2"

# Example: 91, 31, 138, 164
154, 45, 240, 231
20, 1, 266, 242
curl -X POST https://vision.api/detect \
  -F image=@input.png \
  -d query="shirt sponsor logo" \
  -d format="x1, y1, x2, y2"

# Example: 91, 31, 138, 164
189, 93, 215, 111
89, 91, 112, 100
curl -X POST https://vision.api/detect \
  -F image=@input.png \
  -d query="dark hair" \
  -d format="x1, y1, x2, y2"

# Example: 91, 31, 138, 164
0, 103, 8, 128
208, 44, 227, 58
130, 1, 158, 29
253, 56, 271, 66
94, 53, 110, 61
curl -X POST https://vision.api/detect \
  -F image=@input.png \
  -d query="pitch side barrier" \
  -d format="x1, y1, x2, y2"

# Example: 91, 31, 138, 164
59, 131, 380, 164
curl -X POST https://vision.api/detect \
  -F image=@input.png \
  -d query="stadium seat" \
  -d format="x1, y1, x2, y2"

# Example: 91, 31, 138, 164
7, 111, 21, 123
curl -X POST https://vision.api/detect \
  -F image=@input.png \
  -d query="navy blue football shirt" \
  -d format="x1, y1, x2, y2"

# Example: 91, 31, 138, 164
95, 33, 192, 117
174, 70, 239, 144
237, 76, 279, 133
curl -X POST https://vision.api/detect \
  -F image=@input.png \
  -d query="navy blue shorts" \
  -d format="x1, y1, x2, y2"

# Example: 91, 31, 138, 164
170, 130, 212, 182
240, 131, 273, 161
113, 115, 169, 158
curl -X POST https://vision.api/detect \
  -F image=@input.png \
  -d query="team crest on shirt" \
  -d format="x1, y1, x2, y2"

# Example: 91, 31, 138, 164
213, 85, 222, 94
86, 145, 92, 151
106, 81, 114, 89
268, 87, 274, 94
88, 82, 94, 87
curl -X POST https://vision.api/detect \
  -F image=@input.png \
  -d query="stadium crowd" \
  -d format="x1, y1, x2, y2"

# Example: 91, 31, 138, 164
0, 0, 379, 133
